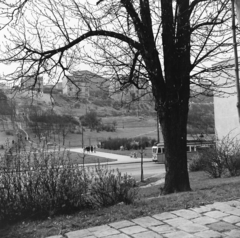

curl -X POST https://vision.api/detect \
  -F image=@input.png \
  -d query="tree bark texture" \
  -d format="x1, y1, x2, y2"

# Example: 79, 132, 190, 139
159, 94, 191, 193
128, 0, 192, 194
158, 0, 191, 193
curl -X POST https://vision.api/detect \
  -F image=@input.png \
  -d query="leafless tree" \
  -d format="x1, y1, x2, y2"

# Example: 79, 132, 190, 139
0, 0, 236, 193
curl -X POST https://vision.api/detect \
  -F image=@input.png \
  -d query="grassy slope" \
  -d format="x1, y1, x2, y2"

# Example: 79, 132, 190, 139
1, 171, 239, 238
5, 91, 159, 147
64, 127, 158, 148
0, 131, 16, 148
4, 90, 214, 147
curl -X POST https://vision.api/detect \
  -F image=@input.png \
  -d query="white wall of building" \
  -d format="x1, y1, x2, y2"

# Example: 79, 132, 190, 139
62, 77, 68, 95
213, 59, 240, 139
214, 92, 240, 139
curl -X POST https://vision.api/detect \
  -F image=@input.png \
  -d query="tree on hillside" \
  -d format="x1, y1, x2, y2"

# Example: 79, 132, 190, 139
0, 90, 16, 118
0, 90, 16, 130
29, 113, 55, 142
0, 0, 236, 194
80, 111, 102, 131
29, 111, 79, 145
57, 115, 79, 145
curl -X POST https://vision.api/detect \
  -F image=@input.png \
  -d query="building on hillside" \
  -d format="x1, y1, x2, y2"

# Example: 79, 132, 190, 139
0, 82, 10, 91
62, 70, 109, 98
0, 79, 15, 91
62, 73, 89, 98
21, 76, 43, 92
213, 58, 240, 139
56, 82, 62, 90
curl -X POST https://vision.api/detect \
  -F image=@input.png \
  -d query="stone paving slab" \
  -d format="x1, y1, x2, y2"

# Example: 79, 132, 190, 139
109, 234, 131, 238
152, 212, 177, 220
87, 225, 111, 232
194, 230, 223, 238
131, 216, 163, 227
224, 229, 240, 238
164, 230, 195, 238
120, 225, 147, 235
46, 200, 240, 238
211, 202, 240, 216
178, 223, 208, 233
164, 217, 194, 227
92, 227, 120, 237
225, 200, 240, 207
66, 229, 91, 238
190, 206, 213, 214
191, 215, 218, 225
207, 221, 237, 232
225, 207, 240, 216
222, 215, 240, 224
131, 230, 163, 238
150, 224, 177, 234
172, 209, 200, 219
46, 236, 63, 238
109, 220, 135, 229
204, 211, 229, 219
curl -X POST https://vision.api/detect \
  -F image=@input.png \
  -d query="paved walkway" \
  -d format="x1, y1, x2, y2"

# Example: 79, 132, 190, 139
46, 199, 240, 238
69, 147, 152, 164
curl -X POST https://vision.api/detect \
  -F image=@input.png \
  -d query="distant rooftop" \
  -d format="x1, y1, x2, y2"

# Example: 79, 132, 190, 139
70, 70, 105, 81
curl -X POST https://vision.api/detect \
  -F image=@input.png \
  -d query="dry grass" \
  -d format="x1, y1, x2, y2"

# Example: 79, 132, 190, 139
1, 171, 240, 238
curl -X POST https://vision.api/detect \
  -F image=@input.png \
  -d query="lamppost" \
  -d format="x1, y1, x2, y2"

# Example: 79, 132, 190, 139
82, 126, 84, 149
232, 0, 240, 121
157, 113, 160, 143
139, 137, 144, 182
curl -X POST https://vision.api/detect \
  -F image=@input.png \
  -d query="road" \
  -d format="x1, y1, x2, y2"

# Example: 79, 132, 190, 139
69, 147, 153, 163
106, 162, 165, 181
69, 147, 166, 181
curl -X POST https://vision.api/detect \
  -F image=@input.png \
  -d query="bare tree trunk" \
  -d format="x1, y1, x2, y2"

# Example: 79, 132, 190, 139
159, 91, 191, 194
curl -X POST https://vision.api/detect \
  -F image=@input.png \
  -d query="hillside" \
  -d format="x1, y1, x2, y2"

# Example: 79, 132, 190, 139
5, 90, 214, 126
6, 89, 213, 118
51, 93, 155, 118
0, 89, 215, 148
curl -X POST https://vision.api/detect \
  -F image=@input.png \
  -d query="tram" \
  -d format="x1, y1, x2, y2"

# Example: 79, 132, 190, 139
152, 140, 214, 163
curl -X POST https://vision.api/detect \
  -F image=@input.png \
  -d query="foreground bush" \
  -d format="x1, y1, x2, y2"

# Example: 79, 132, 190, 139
217, 135, 240, 177
89, 166, 137, 207
189, 154, 204, 172
197, 147, 226, 178
189, 134, 240, 178
0, 147, 138, 224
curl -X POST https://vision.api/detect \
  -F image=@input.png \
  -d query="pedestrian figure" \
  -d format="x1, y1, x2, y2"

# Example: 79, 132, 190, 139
93, 145, 96, 153
90, 145, 93, 153
84, 146, 90, 153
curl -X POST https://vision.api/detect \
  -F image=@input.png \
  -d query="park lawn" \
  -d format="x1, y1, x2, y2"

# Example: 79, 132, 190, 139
67, 151, 117, 164
44, 150, 117, 164
0, 150, 116, 167
1, 171, 240, 238
62, 126, 158, 148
